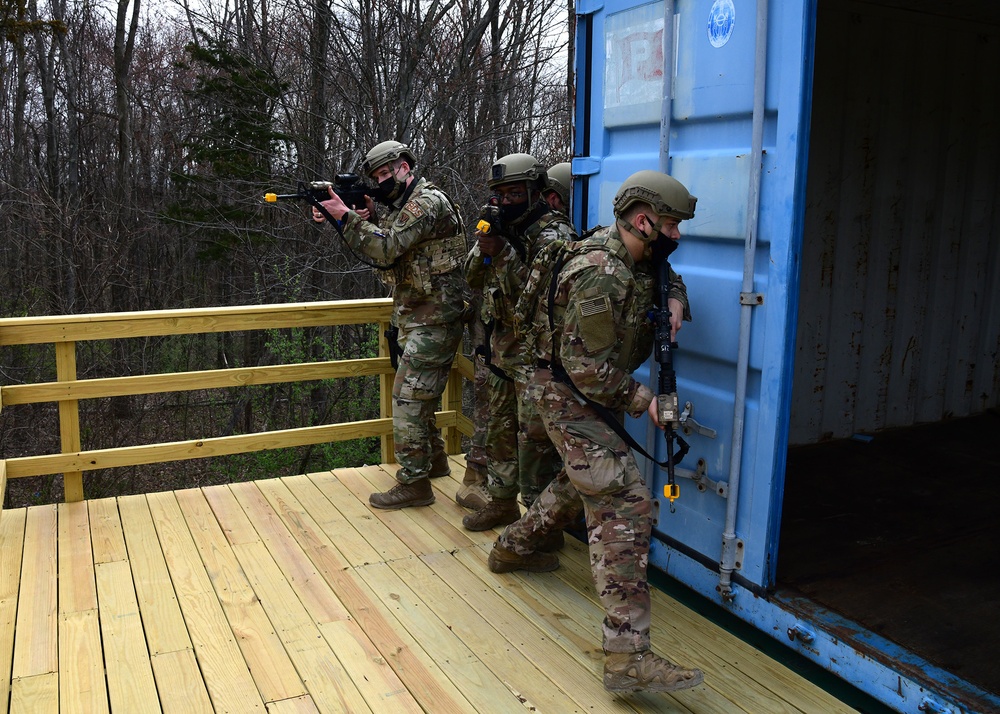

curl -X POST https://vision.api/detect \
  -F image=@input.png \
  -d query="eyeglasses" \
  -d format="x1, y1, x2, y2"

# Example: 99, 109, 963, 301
498, 190, 528, 203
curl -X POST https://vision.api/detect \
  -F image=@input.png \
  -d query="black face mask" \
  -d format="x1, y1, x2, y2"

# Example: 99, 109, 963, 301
650, 231, 679, 264
371, 175, 405, 205
499, 201, 530, 226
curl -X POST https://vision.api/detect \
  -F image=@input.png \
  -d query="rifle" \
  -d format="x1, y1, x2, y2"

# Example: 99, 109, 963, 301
652, 238, 691, 512
264, 175, 397, 271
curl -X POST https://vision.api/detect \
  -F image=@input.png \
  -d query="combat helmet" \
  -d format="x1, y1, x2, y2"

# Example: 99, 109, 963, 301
544, 162, 572, 207
613, 170, 697, 222
361, 140, 418, 176
488, 153, 546, 190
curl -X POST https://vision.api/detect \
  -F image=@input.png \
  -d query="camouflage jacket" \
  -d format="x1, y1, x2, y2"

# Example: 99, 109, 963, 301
465, 206, 577, 379
534, 225, 689, 418
342, 177, 467, 329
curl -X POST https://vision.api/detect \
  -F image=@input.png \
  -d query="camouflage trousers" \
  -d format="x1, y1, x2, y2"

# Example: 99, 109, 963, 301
497, 372, 652, 653
392, 321, 464, 484
484, 370, 562, 504
465, 320, 489, 477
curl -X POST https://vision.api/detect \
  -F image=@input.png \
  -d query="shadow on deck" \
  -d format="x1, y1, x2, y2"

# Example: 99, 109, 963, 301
1, 456, 857, 713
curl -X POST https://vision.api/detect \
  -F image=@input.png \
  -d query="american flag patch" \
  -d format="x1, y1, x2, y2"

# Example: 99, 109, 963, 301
579, 296, 610, 317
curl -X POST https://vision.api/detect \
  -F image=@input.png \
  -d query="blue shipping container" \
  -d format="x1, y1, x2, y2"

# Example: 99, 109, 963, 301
572, 0, 1000, 712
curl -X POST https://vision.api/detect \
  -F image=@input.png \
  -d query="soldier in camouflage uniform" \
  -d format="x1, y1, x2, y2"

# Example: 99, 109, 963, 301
489, 170, 705, 694
542, 162, 571, 215
455, 298, 490, 511
464, 154, 576, 533
315, 140, 467, 509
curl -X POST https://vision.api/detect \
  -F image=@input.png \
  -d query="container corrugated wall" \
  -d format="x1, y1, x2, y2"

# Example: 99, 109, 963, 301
790, 0, 1000, 445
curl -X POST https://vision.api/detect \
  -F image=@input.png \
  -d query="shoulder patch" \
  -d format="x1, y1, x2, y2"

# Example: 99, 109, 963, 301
576, 294, 616, 354
403, 201, 424, 219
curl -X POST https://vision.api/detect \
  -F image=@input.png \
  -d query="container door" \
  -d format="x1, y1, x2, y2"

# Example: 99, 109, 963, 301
573, 0, 816, 598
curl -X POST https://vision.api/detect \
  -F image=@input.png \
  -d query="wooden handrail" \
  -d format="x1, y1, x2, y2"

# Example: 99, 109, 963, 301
0, 298, 475, 504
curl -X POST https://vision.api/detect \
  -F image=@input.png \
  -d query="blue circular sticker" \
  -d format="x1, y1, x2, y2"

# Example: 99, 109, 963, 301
708, 0, 736, 48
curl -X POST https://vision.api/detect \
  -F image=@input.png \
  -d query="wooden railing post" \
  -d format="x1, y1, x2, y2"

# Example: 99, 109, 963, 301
441, 359, 464, 455
378, 321, 396, 464
55, 342, 84, 502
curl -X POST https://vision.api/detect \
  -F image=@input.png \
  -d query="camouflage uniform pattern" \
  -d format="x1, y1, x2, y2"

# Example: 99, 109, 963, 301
466, 209, 575, 503
497, 224, 689, 653
464, 309, 489, 479
341, 177, 467, 483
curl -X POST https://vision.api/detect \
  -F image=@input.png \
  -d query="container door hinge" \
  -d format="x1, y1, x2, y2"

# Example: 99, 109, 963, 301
786, 623, 815, 644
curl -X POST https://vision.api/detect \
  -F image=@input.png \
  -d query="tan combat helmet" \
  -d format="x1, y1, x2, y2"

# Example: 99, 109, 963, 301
361, 140, 418, 177
488, 153, 546, 190
544, 162, 572, 207
613, 169, 697, 242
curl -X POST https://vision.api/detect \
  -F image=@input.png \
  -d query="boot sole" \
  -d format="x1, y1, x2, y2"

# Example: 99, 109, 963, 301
369, 496, 436, 510
462, 514, 520, 532
455, 495, 488, 510
487, 553, 560, 573
603, 670, 704, 693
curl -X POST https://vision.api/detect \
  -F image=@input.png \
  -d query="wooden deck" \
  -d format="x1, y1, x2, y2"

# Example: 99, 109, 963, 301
1, 457, 858, 714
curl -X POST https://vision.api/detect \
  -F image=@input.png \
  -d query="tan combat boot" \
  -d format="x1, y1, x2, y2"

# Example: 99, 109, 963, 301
455, 462, 489, 510
369, 478, 435, 510
603, 651, 704, 693
487, 544, 559, 573
462, 497, 520, 531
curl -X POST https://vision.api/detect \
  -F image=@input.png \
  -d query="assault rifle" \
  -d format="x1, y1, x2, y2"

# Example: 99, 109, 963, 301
652, 238, 690, 511
265, 174, 399, 273
264, 174, 370, 228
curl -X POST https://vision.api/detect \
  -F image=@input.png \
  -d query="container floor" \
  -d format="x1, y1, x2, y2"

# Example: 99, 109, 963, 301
777, 410, 1000, 699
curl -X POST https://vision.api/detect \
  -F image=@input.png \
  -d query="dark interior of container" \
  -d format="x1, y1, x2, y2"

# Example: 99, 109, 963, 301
779, 0, 1000, 704
778, 412, 1000, 697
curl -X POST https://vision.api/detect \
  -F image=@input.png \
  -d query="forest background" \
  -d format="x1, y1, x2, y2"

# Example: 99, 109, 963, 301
0, 0, 573, 506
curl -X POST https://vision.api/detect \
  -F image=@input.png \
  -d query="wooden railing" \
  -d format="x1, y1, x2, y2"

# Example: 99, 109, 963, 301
0, 299, 475, 510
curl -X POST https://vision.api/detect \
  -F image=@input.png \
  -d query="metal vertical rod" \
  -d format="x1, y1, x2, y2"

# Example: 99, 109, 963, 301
646, 0, 678, 485
719, 0, 769, 600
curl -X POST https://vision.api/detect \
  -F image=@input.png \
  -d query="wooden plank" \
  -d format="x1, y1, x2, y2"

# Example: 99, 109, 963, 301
4, 418, 393, 479
203, 484, 371, 713
57, 501, 97, 614
9, 672, 58, 714
450, 546, 736, 714
553, 536, 858, 714
117, 495, 192, 655
175, 488, 307, 703
149, 649, 215, 714
146, 491, 267, 712
0, 299, 393, 346
55, 341, 84, 502
303, 471, 411, 565
231, 541, 372, 714
352, 464, 490, 552
378, 320, 395, 464
94, 560, 160, 713
88, 497, 128, 564
58, 610, 110, 714
334, 467, 450, 557
12, 505, 58, 679
316, 619, 423, 713
145, 491, 213, 596
269, 475, 477, 714
354, 559, 566, 714
282, 473, 387, 566
229, 481, 351, 625
0, 358, 391, 406
265, 694, 321, 714
0, 507, 26, 713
